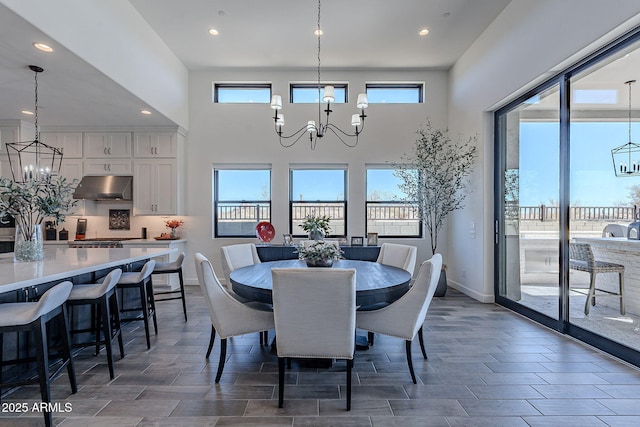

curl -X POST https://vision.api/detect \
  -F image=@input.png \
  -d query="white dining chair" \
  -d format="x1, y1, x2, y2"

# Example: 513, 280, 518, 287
271, 267, 356, 410
356, 254, 442, 384
221, 243, 261, 290
194, 253, 274, 383
376, 242, 418, 275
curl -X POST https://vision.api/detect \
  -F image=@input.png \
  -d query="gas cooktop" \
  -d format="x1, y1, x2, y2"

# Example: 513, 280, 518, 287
74, 237, 140, 241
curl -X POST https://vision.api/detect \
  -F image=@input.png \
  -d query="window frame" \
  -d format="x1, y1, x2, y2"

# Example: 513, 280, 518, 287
365, 82, 424, 104
213, 82, 272, 104
290, 83, 348, 103
289, 166, 348, 238
213, 166, 272, 238
365, 166, 422, 238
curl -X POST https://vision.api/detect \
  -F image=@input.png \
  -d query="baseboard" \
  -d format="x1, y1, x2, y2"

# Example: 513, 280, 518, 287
447, 279, 495, 303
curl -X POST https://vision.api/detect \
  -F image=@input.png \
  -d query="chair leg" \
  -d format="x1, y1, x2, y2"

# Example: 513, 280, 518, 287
178, 269, 187, 322
59, 308, 77, 393
278, 357, 285, 408
138, 284, 151, 349
206, 325, 216, 359
584, 272, 597, 315
619, 272, 626, 315
100, 296, 115, 380
94, 303, 101, 356
368, 331, 375, 345
405, 340, 416, 384
33, 319, 52, 427
346, 358, 352, 411
215, 338, 227, 383
418, 326, 427, 359
110, 291, 125, 359
146, 278, 158, 335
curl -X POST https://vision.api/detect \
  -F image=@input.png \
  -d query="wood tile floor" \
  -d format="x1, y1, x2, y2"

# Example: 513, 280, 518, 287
2, 287, 640, 426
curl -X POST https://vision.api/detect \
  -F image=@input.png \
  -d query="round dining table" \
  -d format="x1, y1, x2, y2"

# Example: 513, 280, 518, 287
230, 259, 412, 307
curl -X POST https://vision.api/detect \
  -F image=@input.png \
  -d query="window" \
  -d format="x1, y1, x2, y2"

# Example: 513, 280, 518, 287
214, 167, 271, 237
366, 167, 421, 237
365, 83, 424, 103
291, 84, 347, 103
213, 83, 271, 103
290, 167, 347, 236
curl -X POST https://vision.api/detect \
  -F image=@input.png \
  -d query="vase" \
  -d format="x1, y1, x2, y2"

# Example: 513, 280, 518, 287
170, 228, 178, 239
306, 258, 333, 268
14, 223, 44, 262
309, 230, 324, 240
434, 268, 447, 297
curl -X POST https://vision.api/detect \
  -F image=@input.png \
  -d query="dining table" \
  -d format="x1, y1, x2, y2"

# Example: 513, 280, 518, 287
230, 259, 412, 308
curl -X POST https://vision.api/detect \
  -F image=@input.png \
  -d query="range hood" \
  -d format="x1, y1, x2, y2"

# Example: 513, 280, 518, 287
73, 176, 133, 201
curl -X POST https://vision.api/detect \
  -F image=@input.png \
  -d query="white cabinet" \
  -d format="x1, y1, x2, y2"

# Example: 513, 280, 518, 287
59, 159, 83, 183
133, 159, 177, 215
134, 133, 176, 158
84, 133, 131, 158
39, 132, 83, 158
84, 159, 132, 175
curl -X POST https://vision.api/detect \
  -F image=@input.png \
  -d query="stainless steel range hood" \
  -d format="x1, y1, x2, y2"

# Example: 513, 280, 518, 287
73, 176, 133, 201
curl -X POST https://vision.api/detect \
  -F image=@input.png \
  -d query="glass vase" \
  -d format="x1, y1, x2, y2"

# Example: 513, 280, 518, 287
14, 223, 44, 262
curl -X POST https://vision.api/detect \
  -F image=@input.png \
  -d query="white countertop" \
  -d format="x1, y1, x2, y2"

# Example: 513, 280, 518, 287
44, 239, 186, 246
0, 246, 175, 294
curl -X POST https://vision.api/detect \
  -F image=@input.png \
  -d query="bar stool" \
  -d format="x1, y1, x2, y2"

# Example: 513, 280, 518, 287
67, 268, 124, 379
152, 252, 187, 321
117, 260, 157, 349
0, 281, 77, 427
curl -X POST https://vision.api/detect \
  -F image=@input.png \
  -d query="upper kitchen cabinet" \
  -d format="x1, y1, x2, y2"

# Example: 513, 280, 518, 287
133, 159, 177, 215
134, 132, 176, 158
39, 132, 83, 158
84, 132, 131, 158
0, 120, 35, 153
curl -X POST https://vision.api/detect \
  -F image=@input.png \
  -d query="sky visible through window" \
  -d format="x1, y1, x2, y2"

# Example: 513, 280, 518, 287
520, 121, 640, 206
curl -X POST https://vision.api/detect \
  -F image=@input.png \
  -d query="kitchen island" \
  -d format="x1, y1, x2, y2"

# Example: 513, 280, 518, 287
0, 246, 175, 295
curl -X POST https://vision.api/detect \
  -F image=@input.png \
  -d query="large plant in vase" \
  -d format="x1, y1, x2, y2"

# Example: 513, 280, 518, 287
393, 120, 477, 296
299, 213, 331, 240
0, 176, 77, 262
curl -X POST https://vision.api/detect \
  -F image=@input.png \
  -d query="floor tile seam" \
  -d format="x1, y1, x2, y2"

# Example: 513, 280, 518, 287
592, 384, 629, 398
525, 397, 614, 415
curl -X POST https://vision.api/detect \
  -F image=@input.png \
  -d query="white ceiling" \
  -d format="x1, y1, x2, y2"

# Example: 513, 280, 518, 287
0, 0, 512, 129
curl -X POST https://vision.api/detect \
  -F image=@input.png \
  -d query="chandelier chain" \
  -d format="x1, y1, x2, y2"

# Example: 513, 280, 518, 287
317, 0, 322, 126
34, 69, 39, 141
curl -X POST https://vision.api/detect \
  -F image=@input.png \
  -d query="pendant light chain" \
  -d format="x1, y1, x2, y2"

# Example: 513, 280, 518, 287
34, 68, 39, 141
317, 0, 322, 128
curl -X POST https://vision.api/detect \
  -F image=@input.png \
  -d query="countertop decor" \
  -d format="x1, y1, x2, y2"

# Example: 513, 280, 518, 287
164, 218, 184, 239
0, 175, 77, 262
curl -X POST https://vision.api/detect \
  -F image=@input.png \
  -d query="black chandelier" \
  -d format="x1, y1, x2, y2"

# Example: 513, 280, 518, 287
5, 65, 63, 183
611, 79, 640, 177
269, 0, 368, 150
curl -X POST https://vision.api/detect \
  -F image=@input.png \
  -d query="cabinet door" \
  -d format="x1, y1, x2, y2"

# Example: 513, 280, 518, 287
133, 159, 177, 215
59, 159, 83, 183
84, 133, 131, 158
133, 133, 176, 157
39, 132, 83, 158
84, 159, 132, 175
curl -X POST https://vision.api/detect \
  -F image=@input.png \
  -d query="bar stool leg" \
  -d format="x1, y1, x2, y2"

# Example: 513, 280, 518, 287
111, 290, 125, 359
146, 278, 158, 335
59, 307, 77, 393
139, 284, 151, 349
178, 269, 187, 322
33, 318, 52, 427
100, 296, 115, 379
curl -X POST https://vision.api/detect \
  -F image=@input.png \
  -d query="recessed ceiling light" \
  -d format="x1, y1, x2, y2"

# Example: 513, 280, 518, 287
140, 110, 152, 115
33, 42, 53, 52
443, 12, 451, 18
208, 28, 219, 36
21, 110, 34, 115
419, 28, 430, 36
314, 29, 323, 36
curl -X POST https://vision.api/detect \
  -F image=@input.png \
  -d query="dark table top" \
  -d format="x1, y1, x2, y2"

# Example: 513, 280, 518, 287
230, 259, 412, 307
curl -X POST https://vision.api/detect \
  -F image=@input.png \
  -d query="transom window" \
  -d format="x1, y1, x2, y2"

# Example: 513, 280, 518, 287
365, 83, 424, 103
213, 83, 271, 103
366, 167, 421, 238
290, 167, 347, 237
290, 84, 347, 103
214, 167, 271, 237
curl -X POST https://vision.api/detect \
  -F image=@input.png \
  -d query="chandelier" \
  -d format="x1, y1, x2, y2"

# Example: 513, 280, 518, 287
6, 65, 63, 183
270, 0, 368, 150
611, 79, 640, 177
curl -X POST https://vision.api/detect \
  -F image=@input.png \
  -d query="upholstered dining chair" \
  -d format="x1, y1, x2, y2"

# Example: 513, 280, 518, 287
376, 242, 418, 275
271, 267, 356, 410
356, 254, 442, 384
194, 253, 274, 383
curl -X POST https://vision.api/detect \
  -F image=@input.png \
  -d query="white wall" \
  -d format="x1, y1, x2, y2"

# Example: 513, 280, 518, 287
447, 0, 640, 301
183, 69, 448, 283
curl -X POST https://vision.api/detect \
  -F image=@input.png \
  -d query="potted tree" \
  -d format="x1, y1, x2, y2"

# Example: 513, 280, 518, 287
394, 120, 477, 296
299, 213, 331, 240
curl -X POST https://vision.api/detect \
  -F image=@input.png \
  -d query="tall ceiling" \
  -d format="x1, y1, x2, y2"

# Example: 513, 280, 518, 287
0, 0, 512, 129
